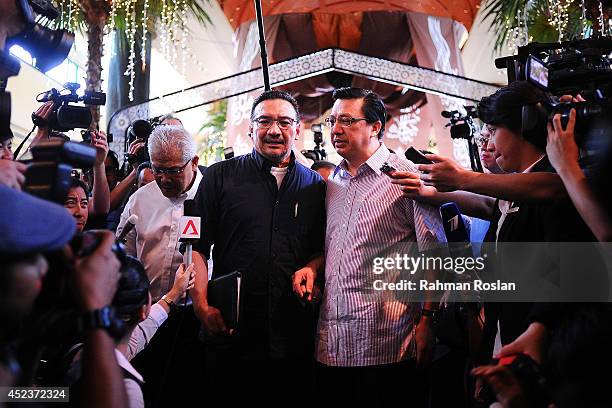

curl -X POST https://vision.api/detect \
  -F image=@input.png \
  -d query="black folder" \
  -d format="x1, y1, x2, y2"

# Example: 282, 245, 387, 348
207, 271, 242, 329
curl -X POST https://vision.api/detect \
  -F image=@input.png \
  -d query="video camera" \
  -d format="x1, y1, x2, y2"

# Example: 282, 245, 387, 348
301, 123, 327, 162
33, 83, 107, 133
496, 39, 612, 151
441, 107, 483, 172
442, 107, 479, 140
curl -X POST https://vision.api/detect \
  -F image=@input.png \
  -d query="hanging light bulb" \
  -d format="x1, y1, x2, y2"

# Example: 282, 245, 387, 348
141, 0, 149, 70
598, 0, 606, 37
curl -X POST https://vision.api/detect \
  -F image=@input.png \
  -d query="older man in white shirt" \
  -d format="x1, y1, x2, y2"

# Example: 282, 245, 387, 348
118, 125, 202, 302
117, 124, 204, 406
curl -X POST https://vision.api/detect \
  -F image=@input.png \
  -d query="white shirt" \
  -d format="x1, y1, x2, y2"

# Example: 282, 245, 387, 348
115, 349, 145, 408
118, 170, 203, 301
68, 346, 145, 408
127, 303, 168, 361
270, 166, 288, 189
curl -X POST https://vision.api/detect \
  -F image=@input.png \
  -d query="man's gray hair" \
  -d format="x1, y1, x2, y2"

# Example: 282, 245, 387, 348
148, 125, 196, 162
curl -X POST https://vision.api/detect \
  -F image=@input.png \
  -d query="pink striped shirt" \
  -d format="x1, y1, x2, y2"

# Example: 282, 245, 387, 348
315, 144, 445, 367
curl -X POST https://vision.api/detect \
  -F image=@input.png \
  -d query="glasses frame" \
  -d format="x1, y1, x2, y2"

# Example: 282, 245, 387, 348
324, 115, 369, 129
252, 116, 297, 130
476, 125, 497, 148
152, 158, 192, 176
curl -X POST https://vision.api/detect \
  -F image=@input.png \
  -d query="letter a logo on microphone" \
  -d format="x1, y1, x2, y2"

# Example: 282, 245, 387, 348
179, 216, 201, 239
182, 220, 198, 235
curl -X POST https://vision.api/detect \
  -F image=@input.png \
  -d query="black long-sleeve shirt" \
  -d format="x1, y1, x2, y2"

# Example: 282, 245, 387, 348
194, 150, 326, 359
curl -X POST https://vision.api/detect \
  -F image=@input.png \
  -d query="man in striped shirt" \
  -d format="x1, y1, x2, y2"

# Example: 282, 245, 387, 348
313, 88, 445, 402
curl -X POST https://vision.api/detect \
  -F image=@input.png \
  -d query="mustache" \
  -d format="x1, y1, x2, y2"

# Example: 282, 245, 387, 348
263, 137, 285, 144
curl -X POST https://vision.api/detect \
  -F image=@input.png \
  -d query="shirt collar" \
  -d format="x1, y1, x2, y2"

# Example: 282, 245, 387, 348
179, 166, 203, 201
251, 148, 296, 172
114, 349, 144, 382
523, 155, 546, 174
158, 166, 203, 203
365, 144, 391, 176
334, 144, 390, 179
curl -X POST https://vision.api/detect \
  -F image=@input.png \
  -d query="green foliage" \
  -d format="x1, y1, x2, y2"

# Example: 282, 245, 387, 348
196, 100, 228, 165
483, 0, 589, 52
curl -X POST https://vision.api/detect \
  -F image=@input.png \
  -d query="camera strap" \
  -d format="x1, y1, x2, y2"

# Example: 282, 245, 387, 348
12, 124, 37, 159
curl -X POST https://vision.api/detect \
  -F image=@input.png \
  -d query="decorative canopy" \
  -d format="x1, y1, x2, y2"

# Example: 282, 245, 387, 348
217, 0, 482, 31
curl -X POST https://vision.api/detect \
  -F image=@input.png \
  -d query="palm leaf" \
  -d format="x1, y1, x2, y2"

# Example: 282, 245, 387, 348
482, 0, 590, 53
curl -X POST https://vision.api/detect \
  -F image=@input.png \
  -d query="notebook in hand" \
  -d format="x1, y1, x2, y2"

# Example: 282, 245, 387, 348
207, 271, 242, 329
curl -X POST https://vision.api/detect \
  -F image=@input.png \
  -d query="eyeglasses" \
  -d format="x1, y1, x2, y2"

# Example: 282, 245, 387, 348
475, 135, 489, 148
253, 117, 297, 130
475, 125, 497, 148
152, 159, 192, 176
324, 115, 369, 128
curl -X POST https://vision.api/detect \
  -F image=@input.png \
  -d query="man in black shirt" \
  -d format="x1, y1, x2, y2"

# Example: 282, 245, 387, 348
192, 90, 325, 399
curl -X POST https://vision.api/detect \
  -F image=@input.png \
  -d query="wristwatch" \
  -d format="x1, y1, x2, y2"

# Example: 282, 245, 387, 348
79, 306, 125, 339
161, 295, 176, 310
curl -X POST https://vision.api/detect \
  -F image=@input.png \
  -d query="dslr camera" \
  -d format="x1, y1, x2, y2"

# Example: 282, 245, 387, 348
301, 123, 327, 162
124, 119, 156, 164
23, 139, 97, 204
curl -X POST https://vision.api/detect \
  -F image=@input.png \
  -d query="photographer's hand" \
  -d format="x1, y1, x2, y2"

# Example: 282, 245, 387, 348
546, 107, 612, 241
73, 230, 121, 312
418, 154, 471, 192
92, 130, 109, 166
30, 102, 54, 147
108, 138, 145, 211
546, 109, 579, 175
0, 159, 26, 190
89, 131, 110, 214
127, 138, 146, 164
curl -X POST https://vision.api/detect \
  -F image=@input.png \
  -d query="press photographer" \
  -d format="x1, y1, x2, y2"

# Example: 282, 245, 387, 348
0, 1, 130, 405
503, 39, 612, 242
11, 82, 111, 222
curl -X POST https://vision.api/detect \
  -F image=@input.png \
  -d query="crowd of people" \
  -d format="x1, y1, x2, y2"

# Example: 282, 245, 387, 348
1, 10, 612, 401
2, 81, 611, 407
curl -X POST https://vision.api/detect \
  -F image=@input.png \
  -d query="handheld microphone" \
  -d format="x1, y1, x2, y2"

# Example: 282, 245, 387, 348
117, 214, 138, 244
179, 200, 200, 306
440, 202, 469, 245
440, 202, 481, 305
179, 200, 200, 265
440, 202, 475, 267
